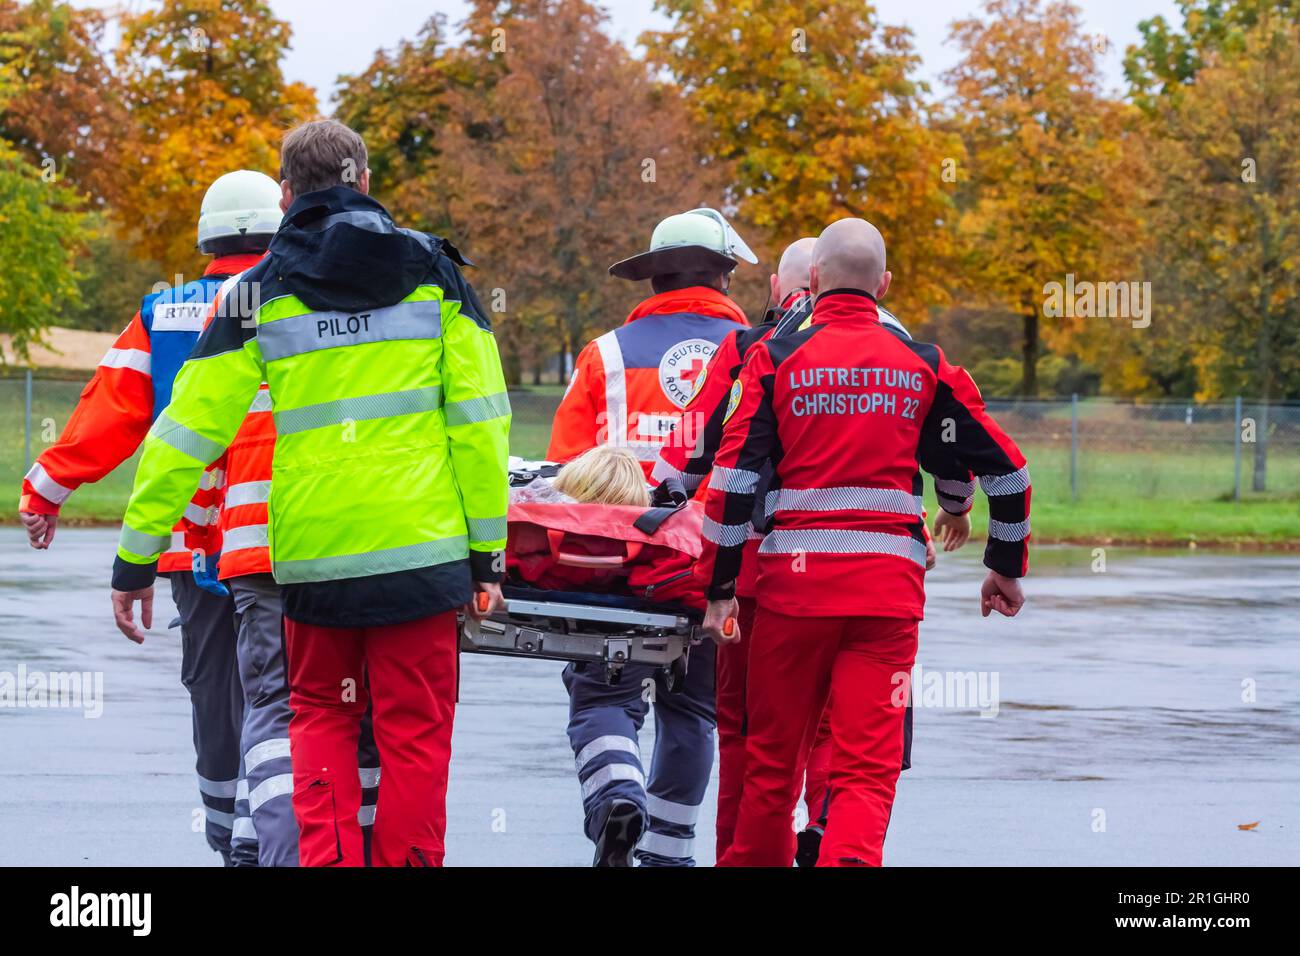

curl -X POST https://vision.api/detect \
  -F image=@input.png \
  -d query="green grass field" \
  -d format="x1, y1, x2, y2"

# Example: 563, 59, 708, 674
3, 377, 1297, 544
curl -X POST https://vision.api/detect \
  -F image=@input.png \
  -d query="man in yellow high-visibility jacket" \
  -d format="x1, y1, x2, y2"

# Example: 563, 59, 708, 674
110, 119, 510, 867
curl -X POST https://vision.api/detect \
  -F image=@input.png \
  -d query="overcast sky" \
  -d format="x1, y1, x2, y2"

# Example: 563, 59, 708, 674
84, 0, 1183, 109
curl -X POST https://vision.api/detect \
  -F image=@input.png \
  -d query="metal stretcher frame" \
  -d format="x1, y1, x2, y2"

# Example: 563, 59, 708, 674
459, 590, 703, 689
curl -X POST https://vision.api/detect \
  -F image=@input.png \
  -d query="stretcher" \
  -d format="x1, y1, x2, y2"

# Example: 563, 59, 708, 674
459, 585, 703, 689
458, 462, 705, 688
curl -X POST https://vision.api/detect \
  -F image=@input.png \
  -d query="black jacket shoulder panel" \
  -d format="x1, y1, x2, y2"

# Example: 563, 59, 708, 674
430, 252, 491, 331
901, 338, 942, 374
762, 322, 824, 368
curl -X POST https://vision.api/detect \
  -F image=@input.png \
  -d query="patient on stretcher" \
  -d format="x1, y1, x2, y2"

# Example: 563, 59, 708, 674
506, 445, 704, 609
552, 446, 651, 507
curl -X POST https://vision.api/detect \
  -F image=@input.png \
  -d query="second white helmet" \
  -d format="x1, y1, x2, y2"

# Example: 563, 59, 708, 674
197, 170, 283, 253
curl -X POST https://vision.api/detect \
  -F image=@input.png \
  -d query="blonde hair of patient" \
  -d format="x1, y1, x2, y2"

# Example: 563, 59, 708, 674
553, 445, 651, 507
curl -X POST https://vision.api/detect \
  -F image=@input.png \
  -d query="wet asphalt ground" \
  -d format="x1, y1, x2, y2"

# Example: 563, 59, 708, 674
1, 528, 1296, 866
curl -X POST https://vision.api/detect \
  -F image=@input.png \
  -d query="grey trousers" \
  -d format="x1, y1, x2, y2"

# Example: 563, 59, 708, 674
170, 573, 243, 861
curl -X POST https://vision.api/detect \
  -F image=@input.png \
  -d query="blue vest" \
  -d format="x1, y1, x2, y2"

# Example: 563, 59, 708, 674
139, 276, 225, 422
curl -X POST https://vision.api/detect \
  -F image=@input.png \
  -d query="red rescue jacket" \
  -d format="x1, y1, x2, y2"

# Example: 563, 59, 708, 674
547, 287, 749, 477
698, 289, 1030, 620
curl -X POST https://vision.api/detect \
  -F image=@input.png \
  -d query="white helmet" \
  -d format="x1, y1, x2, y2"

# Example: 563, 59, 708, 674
197, 170, 283, 253
609, 207, 758, 280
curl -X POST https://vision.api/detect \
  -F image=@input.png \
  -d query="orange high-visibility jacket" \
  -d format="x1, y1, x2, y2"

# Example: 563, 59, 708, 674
19, 254, 262, 573
547, 287, 749, 476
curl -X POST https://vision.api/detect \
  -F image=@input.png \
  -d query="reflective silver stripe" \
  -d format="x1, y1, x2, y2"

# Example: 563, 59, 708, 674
249, 389, 273, 413
595, 330, 626, 434
24, 463, 73, 504
679, 470, 705, 492
302, 209, 392, 233
150, 412, 225, 463
775, 486, 923, 516
646, 795, 701, 826
934, 477, 975, 500
99, 347, 152, 375
225, 480, 271, 509
576, 735, 640, 772
759, 529, 928, 568
445, 390, 511, 426
274, 385, 442, 436
222, 524, 268, 554
197, 774, 238, 798
710, 465, 760, 494
205, 807, 236, 829
232, 817, 257, 841
164, 530, 188, 555
273, 535, 468, 584
626, 440, 665, 463
980, 466, 1030, 496
119, 525, 171, 557
467, 515, 507, 543
638, 830, 694, 860
988, 518, 1031, 541
244, 737, 290, 772
184, 502, 218, 527
580, 762, 645, 800
650, 457, 684, 485
702, 516, 750, 548
358, 804, 377, 826
258, 299, 443, 362
199, 467, 226, 491
236, 779, 249, 802
359, 767, 381, 788
248, 773, 294, 812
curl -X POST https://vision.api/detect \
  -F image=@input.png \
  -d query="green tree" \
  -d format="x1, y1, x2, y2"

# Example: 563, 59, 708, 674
1138, 16, 1300, 488
1125, 0, 1300, 110
0, 140, 85, 359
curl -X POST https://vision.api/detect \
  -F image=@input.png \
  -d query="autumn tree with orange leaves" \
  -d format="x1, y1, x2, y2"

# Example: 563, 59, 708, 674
340, 0, 726, 383
115, 0, 315, 275
944, 0, 1147, 397
645, 0, 962, 324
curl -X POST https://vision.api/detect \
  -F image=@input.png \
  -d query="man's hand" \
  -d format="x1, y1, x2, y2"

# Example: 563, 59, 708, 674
980, 572, 1025, 618
112, 586, 155, 643
466, 581, 504, 621
20, 512, 57, 550
924, 537, 936, 571
934, 510, 971, 552
701, 597, 740, 645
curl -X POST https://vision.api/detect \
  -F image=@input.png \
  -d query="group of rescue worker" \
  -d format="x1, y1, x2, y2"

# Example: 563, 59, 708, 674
18, 116, 1029, 868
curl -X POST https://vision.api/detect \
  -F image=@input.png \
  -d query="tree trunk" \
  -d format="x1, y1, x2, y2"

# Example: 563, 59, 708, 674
500, 347, 522, 387
1021, 308, 1039, 397
531, 364, 542, 386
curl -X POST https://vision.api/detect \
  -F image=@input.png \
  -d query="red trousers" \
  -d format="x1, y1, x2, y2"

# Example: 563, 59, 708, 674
285, 611, 458, 867
718, 607, 917, 868
803, 711, 834, 827
714, 595, 757, 859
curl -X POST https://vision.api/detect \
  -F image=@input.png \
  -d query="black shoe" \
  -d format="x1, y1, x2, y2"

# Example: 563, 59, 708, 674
593, 799, 644, 867
794, 825, 823, 867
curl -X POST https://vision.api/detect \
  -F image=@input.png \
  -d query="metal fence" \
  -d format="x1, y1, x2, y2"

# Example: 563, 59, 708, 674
4, 371, 1298, 520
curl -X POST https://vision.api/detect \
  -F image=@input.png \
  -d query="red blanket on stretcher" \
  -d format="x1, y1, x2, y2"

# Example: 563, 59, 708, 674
506, 501, 706, 609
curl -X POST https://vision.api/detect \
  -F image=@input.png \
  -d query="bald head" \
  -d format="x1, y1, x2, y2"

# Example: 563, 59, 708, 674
772, 237, 817, 302
810, 218, 890, 299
